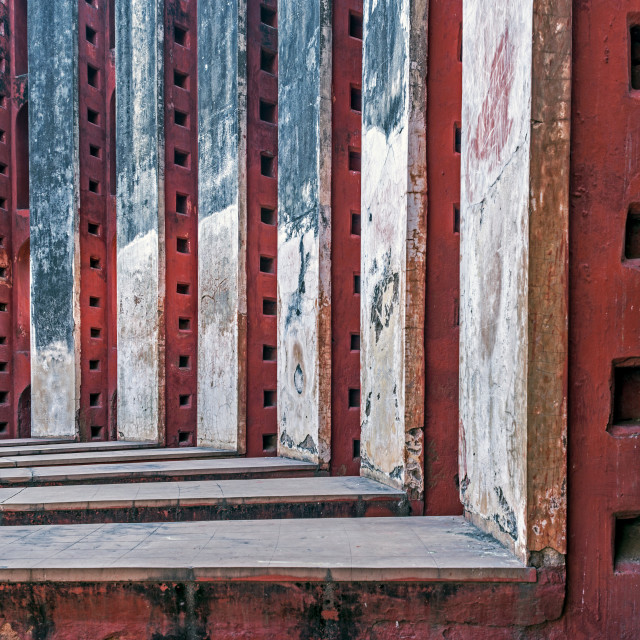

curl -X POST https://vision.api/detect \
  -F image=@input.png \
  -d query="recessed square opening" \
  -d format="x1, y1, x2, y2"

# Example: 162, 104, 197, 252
178, 430, 193, 446
263, 298, 276, 316
0, 163, 7, 175
87, 108, 100, 125
350, 86, 362, 112
259, 100, 277, 123
86, 25, 97, 45
262, 433, 277, 453
0, 362, 7, 372
259, 255, 275, 274
454, 123, 462, 153
348, 149, 361, 172
174, 110, 189, 128
89, 393, 100, 407
176, 193, 189, 214
262, 344, 276, 361
353, 438, 361, 459
90, 256, 100, 269
179, 394, 191, 407
88, 179, 100, 193
0, 303, 7, 312
260, 48, 276, 74
0, 198, 6, 211
90, 425, 104, 440
178, 355, 190, 369
610, 361, 640, 433
174, 24, 189, 47
87, 64, 99, 88
631, 25, 640, 90
0, 422, 6, 434
88, 222, 100, 236
615, 515, 640, 569
85, 0, 97, 7
0, 130, 5, 144
0, 268, 6, 278
349, 12, 363, 39
263, 389, 276, 408
177, 282, 190, 295
625, 204, 640, 260
176, 237, 189, 253
260, 154, 275, 177
178, 317, 191, 331
89, 296, 100, 307
89, 144, 101, 158
348, 388, 360, 409
89, 360, 100, 371
261, 207, 276, 225
454, 204, 460, 234
0, 337, 6, 345
174, 149, 190, 168
0, 96, 6, 110
0, 237, 4, 247
260, 4, 276, 27
0, 390, 7, 403
174, 70, 189, 89
353, 274, 361, 294
90, 327, 101, 339
350, 333, 360, 351
351, 212, 361, 236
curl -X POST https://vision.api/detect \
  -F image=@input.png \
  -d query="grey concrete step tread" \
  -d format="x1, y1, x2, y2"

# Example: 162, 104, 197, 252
0, 516, 534, 583
0, 476, 403, 511
0, 457, 317, 484
0, 447, 235, 468
0, 438, 76, 448
0, 440, 158, 456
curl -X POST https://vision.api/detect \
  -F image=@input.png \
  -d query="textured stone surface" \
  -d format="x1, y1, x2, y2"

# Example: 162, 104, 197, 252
0, 517, 532, 582
360, 0, 427, 498
197, 0, 247, 450
460, 0, 569, 561
28, 0, 79, 438
115, 0, 165, 442
277, 0, 332, 466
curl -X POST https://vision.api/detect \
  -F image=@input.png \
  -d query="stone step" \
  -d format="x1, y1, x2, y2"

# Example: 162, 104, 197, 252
0, 457, 318, 486
0, 437, 76, 448
0, 440, 158, 456
0, 477, 409, 525
0, 516, 534, 583
0, 446, 235, 468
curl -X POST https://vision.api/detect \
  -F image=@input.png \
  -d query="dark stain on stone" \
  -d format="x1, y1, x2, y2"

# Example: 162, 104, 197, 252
370, 252, 400, 343
493, 486, 518, 540
285, 237, 310, 327
294, 364, 304, 394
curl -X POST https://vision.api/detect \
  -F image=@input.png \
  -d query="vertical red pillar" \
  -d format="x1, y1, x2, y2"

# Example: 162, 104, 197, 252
424, 0, 462, 514
164, 0, 198, 447
246, 0, 278, 457
330, 0, 362, 476
78, 0, 117, 441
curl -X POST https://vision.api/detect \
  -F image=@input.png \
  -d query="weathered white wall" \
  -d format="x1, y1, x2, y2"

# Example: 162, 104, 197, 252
115, 0, 165, 443
360, 0, 427, 498
197, 0, 247, 451
277, 0, 332, 465
460, 1, 533, 560
28, 0, 80, 438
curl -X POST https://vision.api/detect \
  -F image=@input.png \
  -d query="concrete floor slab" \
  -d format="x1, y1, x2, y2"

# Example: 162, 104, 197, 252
0, 516, 534, 582
0, 446, 235, 468
0, 440, 158, 456
0, 456, 317, 485
0, 438, 76, 449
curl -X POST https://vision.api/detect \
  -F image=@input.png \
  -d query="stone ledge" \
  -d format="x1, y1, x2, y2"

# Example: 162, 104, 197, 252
0, 516, 534, 583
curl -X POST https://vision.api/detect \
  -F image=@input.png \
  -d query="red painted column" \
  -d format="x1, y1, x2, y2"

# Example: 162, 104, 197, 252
77, 0, 117, 441
164, 0, 198, 447
424, 0, 462, 514
567, 1, 640, 635
330, 0, 362, 477
246, 0, 278, 457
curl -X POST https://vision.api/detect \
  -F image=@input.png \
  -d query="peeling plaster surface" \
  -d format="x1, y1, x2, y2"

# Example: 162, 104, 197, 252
197, 0, 246, 451
277, 0, 332, 466
360, 0, 427, 496
115, 0, 165, 442
460, 1, 533, 560
28, 0, 79, 438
